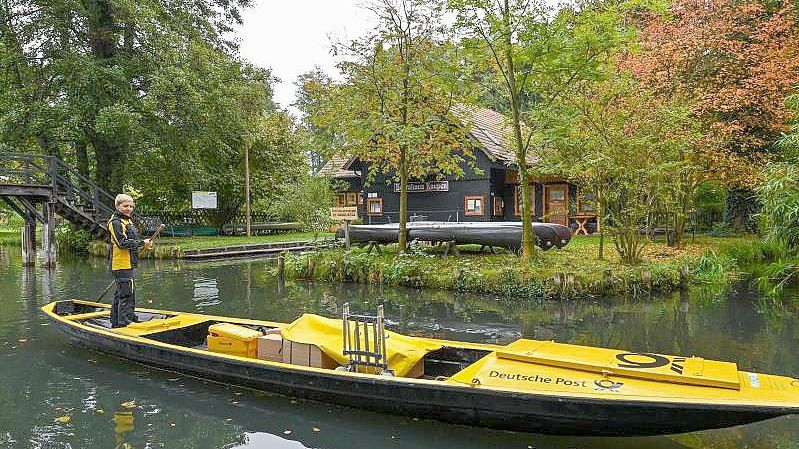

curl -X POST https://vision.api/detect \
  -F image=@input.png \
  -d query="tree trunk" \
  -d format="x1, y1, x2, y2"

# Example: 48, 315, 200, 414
87, 0, 122, 194
502, 1, 535, 262
398, 148, 408, 252
597, 187, 604, 260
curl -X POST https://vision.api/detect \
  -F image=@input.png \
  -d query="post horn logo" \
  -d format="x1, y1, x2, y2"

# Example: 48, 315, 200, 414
594, 379, 624, 392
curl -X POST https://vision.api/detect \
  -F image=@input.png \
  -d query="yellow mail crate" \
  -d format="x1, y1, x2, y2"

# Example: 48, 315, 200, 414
207, 323, 262, 358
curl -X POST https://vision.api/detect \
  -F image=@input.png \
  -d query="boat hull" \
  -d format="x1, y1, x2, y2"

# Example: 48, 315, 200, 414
44, 303, 795, 437
339, 222, 572, 251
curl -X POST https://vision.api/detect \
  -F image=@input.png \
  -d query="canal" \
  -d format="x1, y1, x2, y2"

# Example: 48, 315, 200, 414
0, 245, 796, 448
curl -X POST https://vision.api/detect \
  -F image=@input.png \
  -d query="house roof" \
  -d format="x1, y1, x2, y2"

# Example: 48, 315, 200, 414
316, 105, 537, 176
454, 105, 539, 166
316, 155, 358, 178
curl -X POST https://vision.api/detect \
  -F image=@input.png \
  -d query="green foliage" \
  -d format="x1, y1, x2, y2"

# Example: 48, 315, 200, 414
279, 237, 765, 300
306, 0, 476, 252
451, 0, 639, 260
691, 251, 739, 285
55, 224, 94, 253
756, 162, 799, 248
708, 222, 732, 237
1, 0, 299, 215
269, 176, 335, 239
693, 183, 726, 231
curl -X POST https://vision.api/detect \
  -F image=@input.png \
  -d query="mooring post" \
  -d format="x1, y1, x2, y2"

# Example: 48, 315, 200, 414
641, 268, 652, 289
277, 251, 286, 280
679, 266, 690, 289
41, 201, 57, 267
21, 212, 36, 266
344, 220, 351, 250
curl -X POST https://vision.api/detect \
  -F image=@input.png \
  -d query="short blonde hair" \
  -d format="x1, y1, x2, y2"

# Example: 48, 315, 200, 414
115, 194, 134, 207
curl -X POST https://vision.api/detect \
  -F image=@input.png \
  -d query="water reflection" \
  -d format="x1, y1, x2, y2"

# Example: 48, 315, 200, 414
0, 245, 797, 448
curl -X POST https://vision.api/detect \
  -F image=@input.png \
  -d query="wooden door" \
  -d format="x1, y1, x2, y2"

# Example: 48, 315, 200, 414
544, 184, 568, 226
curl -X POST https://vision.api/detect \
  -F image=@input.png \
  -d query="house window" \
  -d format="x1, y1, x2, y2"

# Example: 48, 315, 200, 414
492, 196, 504, 216
514, 185, 535, 216
334, 193, 346, 207
464, 196, 484, 216
367, 198, 383, 216
345, 192, 358, 206
578, 191, 596, 214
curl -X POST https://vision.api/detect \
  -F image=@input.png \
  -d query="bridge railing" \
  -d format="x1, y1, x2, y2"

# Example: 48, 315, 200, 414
0, 152, 52, 185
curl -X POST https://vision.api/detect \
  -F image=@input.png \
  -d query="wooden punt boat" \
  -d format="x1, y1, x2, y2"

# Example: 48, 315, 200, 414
41, 300, 799, 436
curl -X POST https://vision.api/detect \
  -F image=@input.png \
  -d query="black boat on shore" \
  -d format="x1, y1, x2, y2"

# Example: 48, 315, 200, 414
337, 221, 571, 251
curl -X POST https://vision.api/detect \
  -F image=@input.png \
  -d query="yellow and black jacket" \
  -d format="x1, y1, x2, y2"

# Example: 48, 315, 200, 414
107, 211, 144, 271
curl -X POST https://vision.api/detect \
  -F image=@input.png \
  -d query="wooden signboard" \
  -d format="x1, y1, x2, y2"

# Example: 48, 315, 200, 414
330, 206, 358, 221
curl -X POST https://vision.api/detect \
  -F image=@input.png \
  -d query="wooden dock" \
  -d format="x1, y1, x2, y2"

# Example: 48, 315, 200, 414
180, 240, 335, 260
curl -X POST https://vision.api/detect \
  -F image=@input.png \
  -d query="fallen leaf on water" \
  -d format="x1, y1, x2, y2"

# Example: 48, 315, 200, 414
40, 323, 49, 326
121, 400, 136, 409
283, 430, 292, 435
54, 415, 71, 424
170, 423, 176, 427
312, 427, 320, 432
95, 409, 104, 414
225, 418, 232, 422
87, 359, 97, 364
18, 339, 27, 342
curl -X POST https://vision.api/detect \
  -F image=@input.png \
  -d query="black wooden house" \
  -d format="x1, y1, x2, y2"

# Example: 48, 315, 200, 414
318, 107, 597, 231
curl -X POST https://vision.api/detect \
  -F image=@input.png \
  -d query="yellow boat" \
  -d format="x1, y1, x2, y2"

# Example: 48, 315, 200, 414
41, 299, 799, 436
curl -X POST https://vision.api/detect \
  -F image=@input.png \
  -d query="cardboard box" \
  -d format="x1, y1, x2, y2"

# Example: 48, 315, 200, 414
282, 340, 338, 369
257, 334, 283, 362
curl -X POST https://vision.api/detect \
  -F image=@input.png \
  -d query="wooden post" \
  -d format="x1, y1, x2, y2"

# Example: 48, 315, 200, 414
277, 251, 286, 280
344, 220, 351, 250
565, 272, 575, 291
553, 272, 562, 288
641, 268, 652, 289
21, 213, 35, 266
41, 201, 57, 267
679, 266, 690, 289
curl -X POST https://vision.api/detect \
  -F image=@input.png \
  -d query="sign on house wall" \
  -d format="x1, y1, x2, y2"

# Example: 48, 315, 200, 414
191, 191, 217, 209
392, 181, 449, 193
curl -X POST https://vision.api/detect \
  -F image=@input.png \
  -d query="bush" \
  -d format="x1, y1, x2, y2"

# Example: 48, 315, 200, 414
56, 224, 94, 253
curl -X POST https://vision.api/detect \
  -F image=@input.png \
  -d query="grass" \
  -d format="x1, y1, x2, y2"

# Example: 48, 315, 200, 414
87, 231, 334, 259
279, 235, 764, 301
0, 229, 19, 246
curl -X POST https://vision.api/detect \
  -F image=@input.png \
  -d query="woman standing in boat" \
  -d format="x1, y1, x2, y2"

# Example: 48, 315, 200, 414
107, 194, 152, 328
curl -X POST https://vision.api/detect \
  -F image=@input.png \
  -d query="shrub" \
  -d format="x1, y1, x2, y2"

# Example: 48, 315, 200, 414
55, 224, 94, 253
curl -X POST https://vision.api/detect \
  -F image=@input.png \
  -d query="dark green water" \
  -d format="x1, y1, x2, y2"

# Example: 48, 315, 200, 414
0, 245, 797, 449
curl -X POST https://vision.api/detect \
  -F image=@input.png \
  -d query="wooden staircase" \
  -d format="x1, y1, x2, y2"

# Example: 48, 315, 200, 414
0, 152, 132, 264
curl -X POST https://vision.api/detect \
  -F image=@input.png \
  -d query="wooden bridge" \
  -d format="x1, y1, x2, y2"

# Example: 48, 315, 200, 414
0, 152, 119, 266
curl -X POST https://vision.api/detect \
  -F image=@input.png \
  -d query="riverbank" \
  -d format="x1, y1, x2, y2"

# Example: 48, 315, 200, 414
86, 232, 334, 259
279, 236, 777, 300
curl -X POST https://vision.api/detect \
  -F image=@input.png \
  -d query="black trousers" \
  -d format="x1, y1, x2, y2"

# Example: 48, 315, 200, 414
111, 269, 136, 328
